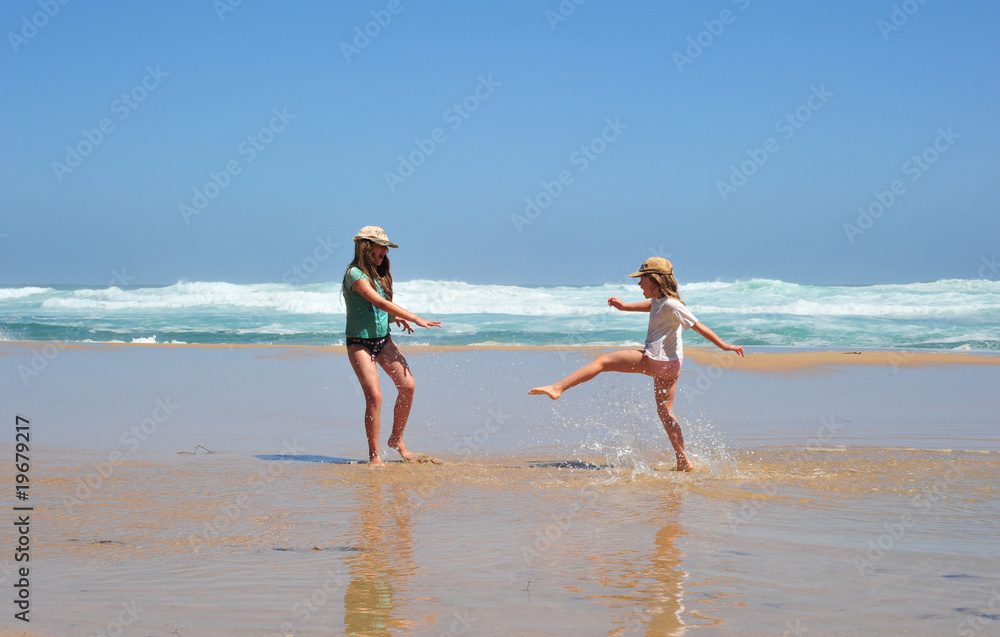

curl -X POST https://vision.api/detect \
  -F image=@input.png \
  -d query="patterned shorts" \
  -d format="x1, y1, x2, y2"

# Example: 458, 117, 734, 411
347, 335, 392, 361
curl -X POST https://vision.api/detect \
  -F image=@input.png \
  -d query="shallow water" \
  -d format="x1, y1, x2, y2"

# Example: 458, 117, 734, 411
14, 446, 999, 636
3, 344, 999, 635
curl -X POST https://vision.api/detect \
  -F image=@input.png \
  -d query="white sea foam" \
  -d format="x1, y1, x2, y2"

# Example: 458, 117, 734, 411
41, 282, 346, 314
4, 278, 1000, 348
0, 286, 52, 300
16, 278, 1000, 317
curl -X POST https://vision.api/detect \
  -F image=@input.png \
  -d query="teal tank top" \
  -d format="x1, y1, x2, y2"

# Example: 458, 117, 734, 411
343, 267, 390, 338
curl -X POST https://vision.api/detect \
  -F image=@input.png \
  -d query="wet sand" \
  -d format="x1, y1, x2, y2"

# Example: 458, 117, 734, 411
2, 343, 999, 635
10, 339, 1000, 368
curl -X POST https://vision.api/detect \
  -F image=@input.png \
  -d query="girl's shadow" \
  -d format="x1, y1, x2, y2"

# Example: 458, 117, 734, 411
255, 454, 360, 464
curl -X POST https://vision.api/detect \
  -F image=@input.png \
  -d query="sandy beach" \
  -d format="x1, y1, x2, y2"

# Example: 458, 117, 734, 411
2, 342, 1000, 635
6, 0, 1000, 633
25, 340, 1000, 368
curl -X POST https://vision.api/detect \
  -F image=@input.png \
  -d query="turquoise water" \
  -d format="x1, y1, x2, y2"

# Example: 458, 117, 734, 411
2, 278, 999, 349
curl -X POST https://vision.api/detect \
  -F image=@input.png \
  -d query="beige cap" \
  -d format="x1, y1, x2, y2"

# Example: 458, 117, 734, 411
628, 257, 673, 277
353, 225, 398, 248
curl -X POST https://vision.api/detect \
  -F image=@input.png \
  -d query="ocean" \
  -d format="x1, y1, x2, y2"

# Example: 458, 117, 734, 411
2, 278, 999, 349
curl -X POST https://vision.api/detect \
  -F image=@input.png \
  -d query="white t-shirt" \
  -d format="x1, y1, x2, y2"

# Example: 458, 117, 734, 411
644, 297, 699, 361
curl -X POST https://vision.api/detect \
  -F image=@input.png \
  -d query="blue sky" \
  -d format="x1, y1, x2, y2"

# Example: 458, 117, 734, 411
1, 0, 998, 286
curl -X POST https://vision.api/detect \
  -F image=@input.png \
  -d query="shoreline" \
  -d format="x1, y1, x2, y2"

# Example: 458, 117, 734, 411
4, 340, 1000, 371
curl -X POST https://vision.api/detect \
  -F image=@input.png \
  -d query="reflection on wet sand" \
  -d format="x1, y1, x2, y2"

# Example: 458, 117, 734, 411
581, 493, 690, 636
639, 507, 688, 635
25, 444, 996, 635
343, 472, 424, 636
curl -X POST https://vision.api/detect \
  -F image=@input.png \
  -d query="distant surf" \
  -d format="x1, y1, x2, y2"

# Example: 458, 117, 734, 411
2, 278, 999, 349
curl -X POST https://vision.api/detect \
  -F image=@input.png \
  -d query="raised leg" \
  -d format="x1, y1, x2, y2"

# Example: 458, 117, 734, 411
530, 349, 646, 399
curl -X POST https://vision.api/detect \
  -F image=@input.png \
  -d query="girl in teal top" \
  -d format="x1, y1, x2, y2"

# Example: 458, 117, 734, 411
343, 226, 441, 466
344, 265, 390, 339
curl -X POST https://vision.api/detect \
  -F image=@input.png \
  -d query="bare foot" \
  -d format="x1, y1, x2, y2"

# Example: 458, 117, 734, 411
388, 438, 415, 462
368, 453, 383, 467
528, 384, 562, 400
674, 456, 694, 472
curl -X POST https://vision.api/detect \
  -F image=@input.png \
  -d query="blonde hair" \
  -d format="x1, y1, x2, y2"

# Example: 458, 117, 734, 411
648, 272, 683, 304
344, 239, 393, 302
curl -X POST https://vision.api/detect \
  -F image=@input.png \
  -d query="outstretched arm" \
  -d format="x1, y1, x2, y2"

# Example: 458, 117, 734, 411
691, 322, 744, 356
608, 297, 652, 312
352, 278, 442, 329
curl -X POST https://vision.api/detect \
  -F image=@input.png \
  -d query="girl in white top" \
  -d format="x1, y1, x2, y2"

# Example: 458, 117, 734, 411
530, 257, 744, 471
